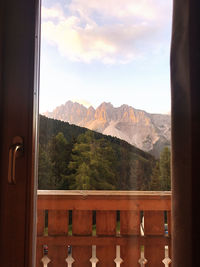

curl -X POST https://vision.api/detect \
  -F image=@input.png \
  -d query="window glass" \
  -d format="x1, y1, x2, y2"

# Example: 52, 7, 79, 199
37, 1, 172, 266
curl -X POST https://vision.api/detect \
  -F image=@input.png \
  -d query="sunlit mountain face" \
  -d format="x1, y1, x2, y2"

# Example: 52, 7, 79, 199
44, 101, 171, 158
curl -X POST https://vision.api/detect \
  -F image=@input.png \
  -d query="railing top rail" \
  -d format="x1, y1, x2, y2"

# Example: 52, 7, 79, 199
37, 190, 171, 197
37, 190, 171, 211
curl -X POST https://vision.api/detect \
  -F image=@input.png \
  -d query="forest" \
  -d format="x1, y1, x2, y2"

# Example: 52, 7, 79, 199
38, 115, 171, 191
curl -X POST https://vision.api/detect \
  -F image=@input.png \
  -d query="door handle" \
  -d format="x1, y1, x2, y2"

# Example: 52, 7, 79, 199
8, 136, 24, 184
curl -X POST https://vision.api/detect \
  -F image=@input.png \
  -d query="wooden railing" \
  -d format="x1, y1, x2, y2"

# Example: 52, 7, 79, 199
36, 190, 172, 267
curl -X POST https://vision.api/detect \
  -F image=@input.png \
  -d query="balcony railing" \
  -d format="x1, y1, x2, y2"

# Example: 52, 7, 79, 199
37, 190, 171, 267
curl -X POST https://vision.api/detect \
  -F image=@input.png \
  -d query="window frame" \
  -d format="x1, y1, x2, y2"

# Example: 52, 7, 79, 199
1, 0, 199, 266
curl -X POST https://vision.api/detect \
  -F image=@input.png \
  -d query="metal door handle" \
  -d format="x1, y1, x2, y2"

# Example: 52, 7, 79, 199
8, 136, 24, 184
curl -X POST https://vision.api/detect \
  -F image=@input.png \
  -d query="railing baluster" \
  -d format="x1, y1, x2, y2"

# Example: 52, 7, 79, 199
162, 246, 172, 266
90, 245, 99, 267
138, 248, 147, 267
66, 250, 75, 267
41, 255, 51, 267
114, 245, 123, 267
41, 245, 51, 267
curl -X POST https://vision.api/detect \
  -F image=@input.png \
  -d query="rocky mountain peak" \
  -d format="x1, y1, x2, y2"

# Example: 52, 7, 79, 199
88, 105, 95, 111
44, 101, 171, 157
98, 102, 113, 108
95, 102, 114, 121
85, 106, 95, 121
64, 100, 73, 106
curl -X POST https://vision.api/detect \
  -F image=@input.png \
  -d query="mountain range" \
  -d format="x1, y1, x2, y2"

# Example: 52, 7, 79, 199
44, 101, 171, 158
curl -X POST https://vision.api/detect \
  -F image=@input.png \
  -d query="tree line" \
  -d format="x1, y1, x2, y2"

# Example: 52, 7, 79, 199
38, 117, 171, 191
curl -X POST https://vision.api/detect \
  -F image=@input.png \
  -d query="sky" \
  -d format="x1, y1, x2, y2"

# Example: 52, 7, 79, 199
40, 0, 173, 114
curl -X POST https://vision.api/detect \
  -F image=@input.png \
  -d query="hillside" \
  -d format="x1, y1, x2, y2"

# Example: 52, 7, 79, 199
38, 115, 157, 191
44, 101, 171, 158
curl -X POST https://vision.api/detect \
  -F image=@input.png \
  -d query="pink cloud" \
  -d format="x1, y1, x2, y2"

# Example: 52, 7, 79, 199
41, 0, 172, 64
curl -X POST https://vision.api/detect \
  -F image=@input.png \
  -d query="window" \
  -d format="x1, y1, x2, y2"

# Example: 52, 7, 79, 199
36, 1, 172, 266
0, 0, 199, 266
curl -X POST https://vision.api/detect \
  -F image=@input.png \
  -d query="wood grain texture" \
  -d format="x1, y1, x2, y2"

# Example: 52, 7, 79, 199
96, 211, 116, 236
0, 0, 39, 266
121, 241, 140, 267
35, 242, 43, 267
37, 210, 44, 236
72, 210, 92, 235
144, 211, 164, 235
37, 191, 171, 211
144, 211, 165, 266
36, 193, 171, 266
96, 211, 116, 267
120, 211, 140, 235
72, 246, 91, 267
48, 244, 66, 267
48, 210, 68, 236
72, 210, 92, 267
96, 245, 116, 267
145, 238, 165, 267
37, 235, 170, 246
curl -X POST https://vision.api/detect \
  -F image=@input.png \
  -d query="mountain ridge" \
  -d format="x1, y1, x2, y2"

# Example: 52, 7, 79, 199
44, 101, 171, 158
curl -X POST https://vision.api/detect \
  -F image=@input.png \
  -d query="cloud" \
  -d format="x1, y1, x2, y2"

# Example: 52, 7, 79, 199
41, 0, 172, 64
69, 0, 171, 22
72, 99, 92, 108
42, 5, 64, 20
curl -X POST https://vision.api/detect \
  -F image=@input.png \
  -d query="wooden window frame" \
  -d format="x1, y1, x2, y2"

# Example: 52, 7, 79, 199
1, 0, 200, 266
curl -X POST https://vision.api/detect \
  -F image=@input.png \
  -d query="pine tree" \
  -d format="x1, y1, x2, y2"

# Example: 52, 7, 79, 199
48, 132, 72, 189
160, 147, 171, 190
149, 162, 161, 190
67, 131, 117, 190
38, 145, 52, 189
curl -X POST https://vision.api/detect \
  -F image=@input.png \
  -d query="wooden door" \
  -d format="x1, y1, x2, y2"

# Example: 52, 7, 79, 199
0, 0, 40, 266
